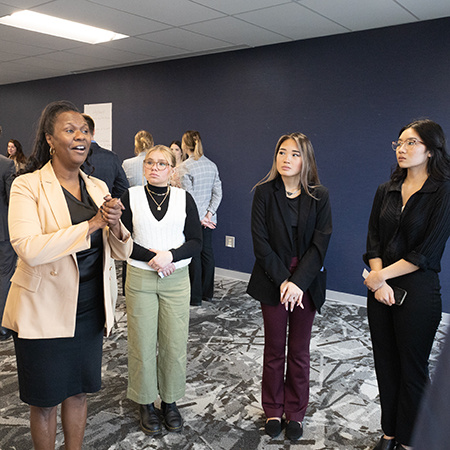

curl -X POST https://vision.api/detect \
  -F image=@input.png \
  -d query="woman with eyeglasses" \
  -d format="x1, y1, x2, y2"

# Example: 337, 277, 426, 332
364, 119, 450, 450
120, 145, 202, 436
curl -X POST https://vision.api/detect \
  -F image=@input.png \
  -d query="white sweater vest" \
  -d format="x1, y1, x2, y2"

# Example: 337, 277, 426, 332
128, 186, 190, 271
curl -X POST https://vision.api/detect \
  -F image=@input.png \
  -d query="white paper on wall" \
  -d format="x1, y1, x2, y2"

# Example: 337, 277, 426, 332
83, 102, 112, 150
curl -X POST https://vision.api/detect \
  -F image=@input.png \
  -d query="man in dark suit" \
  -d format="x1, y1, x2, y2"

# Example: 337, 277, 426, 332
81, 114, 129, 198
81, 114, 130, 297
0, 154, 16, 341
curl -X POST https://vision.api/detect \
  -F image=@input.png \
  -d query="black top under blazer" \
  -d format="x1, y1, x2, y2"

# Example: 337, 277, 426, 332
247, 177, 332, 312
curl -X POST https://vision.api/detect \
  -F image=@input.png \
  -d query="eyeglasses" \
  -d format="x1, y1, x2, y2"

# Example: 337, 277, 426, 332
391, 139, 424, 151
144, 160, 171, 170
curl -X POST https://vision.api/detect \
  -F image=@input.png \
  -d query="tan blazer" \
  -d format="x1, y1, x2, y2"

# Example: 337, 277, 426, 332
2, 162, 132, 339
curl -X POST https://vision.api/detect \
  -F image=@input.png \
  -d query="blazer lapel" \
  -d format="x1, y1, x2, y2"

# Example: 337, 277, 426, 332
40, 162, 72, 230
80, 170, 105, 207
297, 190, 313, 249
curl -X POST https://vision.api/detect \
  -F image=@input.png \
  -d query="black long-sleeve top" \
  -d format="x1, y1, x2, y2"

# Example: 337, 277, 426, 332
364, 177, 450, 272
120, 184, 202, 262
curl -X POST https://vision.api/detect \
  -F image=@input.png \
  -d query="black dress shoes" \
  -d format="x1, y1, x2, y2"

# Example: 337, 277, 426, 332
285, 421, 303, 441
139, 403, 162, 436
264, 419, 282, 438
373, 436, 396, 450
161, 401, 183, 432
0, 326, 12, 341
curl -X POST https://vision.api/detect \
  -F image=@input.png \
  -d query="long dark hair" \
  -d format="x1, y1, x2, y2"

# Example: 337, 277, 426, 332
20, 100, 84, 175
391, 119, 450, 182
7, 139, 27, 164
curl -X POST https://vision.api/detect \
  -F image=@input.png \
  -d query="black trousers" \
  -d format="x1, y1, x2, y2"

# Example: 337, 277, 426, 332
367, 270, 441, 446
0, 240, 17, 323
189, 227, 215, 304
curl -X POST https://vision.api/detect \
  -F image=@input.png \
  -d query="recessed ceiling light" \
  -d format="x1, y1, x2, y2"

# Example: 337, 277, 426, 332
0, 10, 128, 44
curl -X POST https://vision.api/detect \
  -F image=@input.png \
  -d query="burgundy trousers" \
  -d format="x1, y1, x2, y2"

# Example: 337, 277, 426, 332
260, 291, 316, 422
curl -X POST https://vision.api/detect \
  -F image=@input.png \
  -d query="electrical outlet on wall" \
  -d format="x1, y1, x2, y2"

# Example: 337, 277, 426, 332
225, 235, 235, 248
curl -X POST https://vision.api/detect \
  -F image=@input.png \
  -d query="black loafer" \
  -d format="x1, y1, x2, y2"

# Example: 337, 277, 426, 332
161, 401, 183, 432
373, 436, 396, 450
285, 421, 303, 441
139, 403, 162, 436
0, 326, 12, 342
265, 419, 282, 438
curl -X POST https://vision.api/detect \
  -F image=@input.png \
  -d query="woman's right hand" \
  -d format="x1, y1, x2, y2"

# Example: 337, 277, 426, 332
374, 282, 395, 306
88, 208, 108, 235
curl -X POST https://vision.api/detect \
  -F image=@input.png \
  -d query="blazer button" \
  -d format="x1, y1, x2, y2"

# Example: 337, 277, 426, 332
50, 270, 58, 276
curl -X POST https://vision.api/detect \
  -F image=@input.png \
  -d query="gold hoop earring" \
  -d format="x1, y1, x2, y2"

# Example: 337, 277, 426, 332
49, 147, 55, 156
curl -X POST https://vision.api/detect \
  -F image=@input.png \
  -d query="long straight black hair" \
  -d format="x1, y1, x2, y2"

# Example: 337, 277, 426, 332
391, 119, 450, 182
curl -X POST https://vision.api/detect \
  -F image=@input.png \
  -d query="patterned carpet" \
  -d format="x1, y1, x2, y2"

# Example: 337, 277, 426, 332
0, 274, 446, 449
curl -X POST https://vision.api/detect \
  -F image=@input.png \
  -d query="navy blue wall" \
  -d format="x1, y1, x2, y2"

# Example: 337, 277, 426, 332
2, 17, 450, 309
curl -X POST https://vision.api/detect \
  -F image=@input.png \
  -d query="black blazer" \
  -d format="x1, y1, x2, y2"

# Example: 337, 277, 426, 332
246, 177, 332, 312
82, 142, 129, 198
0, 155, 15, 241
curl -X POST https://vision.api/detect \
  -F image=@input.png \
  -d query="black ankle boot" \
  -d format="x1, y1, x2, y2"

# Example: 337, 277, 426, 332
161, 401, 183, 432
139, 403, 162, 436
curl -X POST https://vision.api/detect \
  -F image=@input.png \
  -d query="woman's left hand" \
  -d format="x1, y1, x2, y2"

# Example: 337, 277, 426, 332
148, 249, 173, 272
101, 195, 124, 227
280, 280, 304, 311
364, 269, 385, 292
158, 263, 176, 277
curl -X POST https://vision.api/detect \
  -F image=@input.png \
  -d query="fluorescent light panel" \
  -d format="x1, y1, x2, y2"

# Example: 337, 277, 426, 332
0, 10, 128, 44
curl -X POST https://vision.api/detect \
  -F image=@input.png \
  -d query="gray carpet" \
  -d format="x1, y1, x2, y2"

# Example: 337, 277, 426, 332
0, 275, 446, 449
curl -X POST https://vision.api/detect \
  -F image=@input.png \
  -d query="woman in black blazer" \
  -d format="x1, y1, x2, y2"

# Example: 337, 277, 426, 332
247, 133, 332, 441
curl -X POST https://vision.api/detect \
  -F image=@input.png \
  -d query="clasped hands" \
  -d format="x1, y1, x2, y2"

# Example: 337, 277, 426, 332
89, 195, 124, 237
99, 195, 124, 226
148, 249, 176, 277
364, 270, 395, 306
280, 280, 304, 312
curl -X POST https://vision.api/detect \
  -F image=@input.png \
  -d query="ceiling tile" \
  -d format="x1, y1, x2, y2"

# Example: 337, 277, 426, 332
191, 0, 291, 15
90, 0, 225, 26
4, 59, 67, 78
297, 0, 418, 30
139, 27, 232, 52
236, 2, 348, 40
31, 0, 170, 35
395, 0, 450, 20
184, 16, 290, 47
103, 37, 190, 59
0, 23, 86, 50
0, 0, 51, 8
66, 45, 152, 65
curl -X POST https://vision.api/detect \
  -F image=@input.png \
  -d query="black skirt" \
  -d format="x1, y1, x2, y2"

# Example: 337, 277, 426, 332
13, 276, 105, 407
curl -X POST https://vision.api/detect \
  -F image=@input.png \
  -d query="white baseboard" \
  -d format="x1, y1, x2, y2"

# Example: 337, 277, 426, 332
215, 268, 450, 326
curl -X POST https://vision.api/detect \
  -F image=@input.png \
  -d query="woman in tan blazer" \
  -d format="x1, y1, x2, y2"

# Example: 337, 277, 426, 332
2, 100, 132, 449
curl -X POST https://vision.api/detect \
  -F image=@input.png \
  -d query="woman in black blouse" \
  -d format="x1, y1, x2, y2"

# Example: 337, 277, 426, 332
120, 145, 201, 436
364, 119, 450, 450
